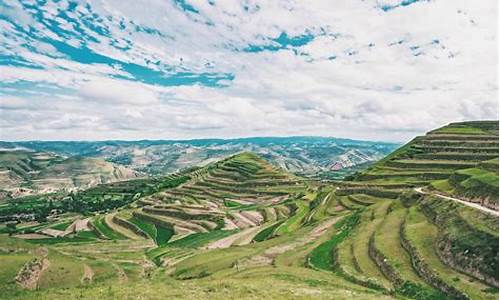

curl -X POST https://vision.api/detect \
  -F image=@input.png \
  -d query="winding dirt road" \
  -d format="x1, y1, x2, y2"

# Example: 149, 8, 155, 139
414, 187, 499, 217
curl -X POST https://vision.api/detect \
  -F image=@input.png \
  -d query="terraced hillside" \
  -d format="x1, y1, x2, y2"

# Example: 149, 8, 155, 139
348, 121, 499, 209
333, 121, 499, 299
0, 123, 497, 300
130, 152, 307, 264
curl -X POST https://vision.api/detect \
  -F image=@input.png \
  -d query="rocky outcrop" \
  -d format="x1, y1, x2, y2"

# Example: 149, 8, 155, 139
16, 256, 50, 290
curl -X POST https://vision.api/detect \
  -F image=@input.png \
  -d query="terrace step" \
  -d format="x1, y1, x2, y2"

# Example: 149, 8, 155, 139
338, 196, 364, 210
347, 194, 385, 206
358, 171, 452, 181
370, 207, 427, 286
340, 181, 416, 189
337, 201, 392, 290
386, 159, 476, 169
424, 134, 498, 141
412, 145, 499, 154
414, 152, 498, 161
418, 140, 499, 147
103, 214, 145, 240
230, 211, 263, 229
402, 206, 495, 300
336, 188, 403, 199
134, 210, 208, 233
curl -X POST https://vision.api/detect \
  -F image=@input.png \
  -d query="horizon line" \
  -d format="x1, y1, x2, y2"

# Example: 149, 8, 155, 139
0, 135, 402, 145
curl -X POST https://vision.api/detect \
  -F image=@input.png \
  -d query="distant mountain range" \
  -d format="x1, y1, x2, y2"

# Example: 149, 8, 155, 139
0, 137, 399, 181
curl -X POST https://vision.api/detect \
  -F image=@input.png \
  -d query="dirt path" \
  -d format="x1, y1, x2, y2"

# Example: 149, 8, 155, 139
414, 188, 499, 216
205, 225, 264, 249
222, 217, 239, 230
238, 217, 341, 268
81, 264, 94, 284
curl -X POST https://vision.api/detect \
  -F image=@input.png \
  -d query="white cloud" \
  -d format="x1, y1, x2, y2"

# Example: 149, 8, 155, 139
78, 79, 160, 105
0, 0, 497, 142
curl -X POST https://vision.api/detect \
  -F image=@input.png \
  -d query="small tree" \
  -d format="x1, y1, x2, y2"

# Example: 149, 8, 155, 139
6, 222, 17, 236
34, 206, 50, 223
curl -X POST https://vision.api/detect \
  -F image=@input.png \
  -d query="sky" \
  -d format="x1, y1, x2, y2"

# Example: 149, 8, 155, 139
0, 0, 497, 142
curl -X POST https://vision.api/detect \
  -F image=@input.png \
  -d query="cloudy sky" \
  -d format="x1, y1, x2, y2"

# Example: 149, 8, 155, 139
0, 0, 497, 142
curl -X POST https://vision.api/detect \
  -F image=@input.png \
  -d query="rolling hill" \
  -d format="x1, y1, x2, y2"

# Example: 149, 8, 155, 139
0, 136, 398, 179
0, 121, 497, 299
0, 150, 139, 199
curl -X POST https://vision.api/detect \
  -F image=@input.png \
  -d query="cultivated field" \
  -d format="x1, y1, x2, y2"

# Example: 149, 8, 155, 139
0, 121, 498, 299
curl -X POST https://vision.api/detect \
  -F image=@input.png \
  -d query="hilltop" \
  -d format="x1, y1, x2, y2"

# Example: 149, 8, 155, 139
348, 120, 499, 209
0, 122, 497, 299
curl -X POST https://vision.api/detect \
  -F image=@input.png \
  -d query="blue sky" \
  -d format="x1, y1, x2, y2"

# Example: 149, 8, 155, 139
0, 0, 497, 141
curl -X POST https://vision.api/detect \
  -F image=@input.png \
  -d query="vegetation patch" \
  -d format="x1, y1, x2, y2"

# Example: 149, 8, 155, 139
308, 212, 360, 271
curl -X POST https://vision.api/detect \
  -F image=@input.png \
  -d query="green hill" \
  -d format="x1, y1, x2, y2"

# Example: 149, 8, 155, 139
0, 123, 497, 299
349, 120, 499, 209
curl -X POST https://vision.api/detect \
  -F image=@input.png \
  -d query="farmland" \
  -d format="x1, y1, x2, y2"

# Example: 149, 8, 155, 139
0, 121, 497, 299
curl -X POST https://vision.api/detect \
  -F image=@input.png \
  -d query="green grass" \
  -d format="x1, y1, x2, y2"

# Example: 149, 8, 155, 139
24, 235, 96, 244
155, 225, 174, 246
49, 220, 74, 231
147, 230, 237, 265
86, 260, 117, 284
308, 212, 360, 271
430, 179, 453, 193
253, 221, 283, 242
38, 252, 84, 289
456, 167, 499, 187
275, 200, 308, 234
373, 206, 425, 284
223, 199, 243, 207
0, 252, 36, 295
347, 202, 391, 287
92, 216, 127, 240
404, 206, 497, 300
338, 196, 364, 210
458, 207, 499, 237
76, 230, 99, 239
432, 126, 488, 135
128, 216, 157, 240
168, 230, 237, 248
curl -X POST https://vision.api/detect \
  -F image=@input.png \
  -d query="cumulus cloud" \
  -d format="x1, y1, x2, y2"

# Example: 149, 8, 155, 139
78, 79, 160, 105
0, 0, 497, 142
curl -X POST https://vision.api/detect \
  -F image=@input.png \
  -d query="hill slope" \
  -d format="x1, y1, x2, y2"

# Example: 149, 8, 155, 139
0, 150, 139, 198
349, 120, 499, 209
